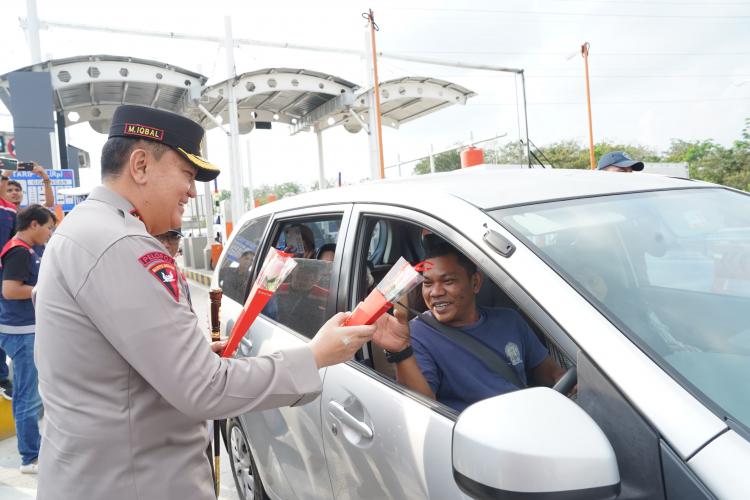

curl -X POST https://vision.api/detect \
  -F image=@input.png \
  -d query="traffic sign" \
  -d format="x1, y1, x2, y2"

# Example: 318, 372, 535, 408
0, 133, 14, 158
10, 169, 76, 211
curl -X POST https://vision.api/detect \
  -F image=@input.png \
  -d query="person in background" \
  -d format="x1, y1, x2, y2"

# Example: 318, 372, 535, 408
3, 163, 55, 210
0, 204, 56, 474
596, 151, 644, 173
0, 163, 57, 401
0, 173, 16, 401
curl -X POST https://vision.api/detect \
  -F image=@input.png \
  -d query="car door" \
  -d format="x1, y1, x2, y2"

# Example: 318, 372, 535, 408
321, 204, 496, 499
219, 205, 352, 500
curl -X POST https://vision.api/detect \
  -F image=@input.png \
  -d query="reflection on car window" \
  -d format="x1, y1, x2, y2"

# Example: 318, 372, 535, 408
219, 215, 270, 303
493, 188, 750, 431
262, 216, 342, 339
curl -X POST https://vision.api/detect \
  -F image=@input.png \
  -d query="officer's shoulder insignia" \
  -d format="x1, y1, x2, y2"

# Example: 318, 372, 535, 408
138, 251, 179, 301
147, 261, 180, 302
138, 251, 174, 268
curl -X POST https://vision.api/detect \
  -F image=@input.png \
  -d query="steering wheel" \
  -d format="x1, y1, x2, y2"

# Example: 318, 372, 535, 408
552, 366, 577, 395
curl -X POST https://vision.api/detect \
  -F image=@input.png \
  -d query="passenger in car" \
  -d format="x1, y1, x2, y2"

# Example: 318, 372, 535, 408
373, 241, 566, 412
283, 224, 316, 258
221, 250, 255, 301
275, 259, 331, 337
315, 243, 336, 262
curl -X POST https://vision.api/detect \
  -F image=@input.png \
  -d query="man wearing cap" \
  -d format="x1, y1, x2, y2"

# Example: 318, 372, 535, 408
596, 151, 645, 172
33, 105, 375, 500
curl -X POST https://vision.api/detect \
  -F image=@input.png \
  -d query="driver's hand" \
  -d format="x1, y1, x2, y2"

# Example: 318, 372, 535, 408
373, 304, 411, 352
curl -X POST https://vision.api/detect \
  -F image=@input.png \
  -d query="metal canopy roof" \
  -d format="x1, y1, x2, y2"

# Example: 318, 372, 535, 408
192, 68, 359, 134
291, 76, 476, 135
0, 55, 207, 133
1, 58, 475, 138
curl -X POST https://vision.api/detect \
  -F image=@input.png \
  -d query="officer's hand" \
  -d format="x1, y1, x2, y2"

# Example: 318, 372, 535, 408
309, 312, 375, 368
372, 304, 410, 352
210, 339, 228, 354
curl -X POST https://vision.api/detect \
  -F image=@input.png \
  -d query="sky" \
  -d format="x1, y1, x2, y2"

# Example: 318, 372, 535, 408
1, 0, 749, 191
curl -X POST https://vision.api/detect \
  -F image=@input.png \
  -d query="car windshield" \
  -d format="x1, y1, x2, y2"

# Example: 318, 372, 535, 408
492, 187, 750, 430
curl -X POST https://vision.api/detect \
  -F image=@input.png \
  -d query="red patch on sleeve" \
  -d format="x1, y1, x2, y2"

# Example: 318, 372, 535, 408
148, 262, 180, 302
138, 251, 174, 267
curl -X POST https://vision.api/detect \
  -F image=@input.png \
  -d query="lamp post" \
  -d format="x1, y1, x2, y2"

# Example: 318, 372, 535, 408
581, 42, 596, 170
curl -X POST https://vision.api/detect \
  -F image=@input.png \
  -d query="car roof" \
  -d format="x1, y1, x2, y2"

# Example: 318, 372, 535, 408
241, 167, 717, 222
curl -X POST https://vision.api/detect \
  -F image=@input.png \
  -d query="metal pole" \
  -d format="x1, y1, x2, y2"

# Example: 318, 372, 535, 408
316, 127, 325, 189
25, 0, 42, 63
244, 138, 255, 209
582, 43, 596, 170
520, 71, 531, 168
35, 21, 525, 74
429, 144, 435, 174
224, 16, 243, 234
366, 10, 386, 179
397, 153, 402, 177
56, 111, 69, 168
201, 137, 214, 242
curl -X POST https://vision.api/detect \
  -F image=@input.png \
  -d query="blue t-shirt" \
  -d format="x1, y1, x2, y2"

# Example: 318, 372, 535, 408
410, 307, 548, 412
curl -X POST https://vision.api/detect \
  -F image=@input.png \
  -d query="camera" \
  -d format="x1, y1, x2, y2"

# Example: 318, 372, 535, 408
0, 158, 35, 172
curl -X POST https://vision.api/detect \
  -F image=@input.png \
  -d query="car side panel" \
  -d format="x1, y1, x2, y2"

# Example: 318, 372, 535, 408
321, 363, 469, 500
236, 316, 332, 500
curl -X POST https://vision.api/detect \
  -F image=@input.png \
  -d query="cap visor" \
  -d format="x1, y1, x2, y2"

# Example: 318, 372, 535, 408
613, 160, 644, 171
176, 147, 221, 182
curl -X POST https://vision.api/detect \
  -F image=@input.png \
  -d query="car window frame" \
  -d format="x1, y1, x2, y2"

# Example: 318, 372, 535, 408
254, 204, 353, 342
338, 203, 581, 418
215, 213, 274, 304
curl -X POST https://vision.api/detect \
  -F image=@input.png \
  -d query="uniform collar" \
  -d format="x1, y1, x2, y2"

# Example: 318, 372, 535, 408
88, 185, 137, 216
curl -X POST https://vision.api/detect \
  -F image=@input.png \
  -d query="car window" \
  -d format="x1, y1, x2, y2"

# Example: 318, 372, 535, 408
493, 187, 750, 432
352, 214, 569, 414
261, 216, 342, 339
218, 215, 270, 304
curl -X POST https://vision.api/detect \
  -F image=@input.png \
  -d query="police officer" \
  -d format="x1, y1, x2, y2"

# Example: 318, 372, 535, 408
33, 105, 374, 500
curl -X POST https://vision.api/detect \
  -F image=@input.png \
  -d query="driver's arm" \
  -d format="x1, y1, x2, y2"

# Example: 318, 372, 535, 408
394, 357, 436, 400
373, 307, 437, 400
532, 356, 566, 387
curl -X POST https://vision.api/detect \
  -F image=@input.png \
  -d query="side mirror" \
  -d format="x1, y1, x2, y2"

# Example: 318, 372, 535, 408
452, 387, 620, 500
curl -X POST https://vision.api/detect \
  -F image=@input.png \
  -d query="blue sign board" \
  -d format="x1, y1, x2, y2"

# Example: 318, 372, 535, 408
10, 169, 77, 211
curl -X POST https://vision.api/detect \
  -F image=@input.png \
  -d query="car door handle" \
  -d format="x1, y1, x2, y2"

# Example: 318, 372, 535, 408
327, 401, 373, 440
239, 336, 254, 354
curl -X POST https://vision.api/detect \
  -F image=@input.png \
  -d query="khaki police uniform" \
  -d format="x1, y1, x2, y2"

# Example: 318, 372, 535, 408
34, 185, 322, 500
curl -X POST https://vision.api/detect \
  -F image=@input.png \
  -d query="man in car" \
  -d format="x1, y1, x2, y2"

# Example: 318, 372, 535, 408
597, 151, 644, 173
33, 105, 376, 500
374, 240, 565, 412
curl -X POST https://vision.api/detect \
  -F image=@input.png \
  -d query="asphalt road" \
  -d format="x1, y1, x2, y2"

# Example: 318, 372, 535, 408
0, 279, 241, 500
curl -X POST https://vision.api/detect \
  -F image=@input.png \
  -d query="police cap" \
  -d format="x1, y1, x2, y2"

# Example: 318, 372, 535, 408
108, 105, 220, 182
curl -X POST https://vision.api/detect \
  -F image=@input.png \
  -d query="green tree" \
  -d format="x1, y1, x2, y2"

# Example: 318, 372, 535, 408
413, 149, 461, 175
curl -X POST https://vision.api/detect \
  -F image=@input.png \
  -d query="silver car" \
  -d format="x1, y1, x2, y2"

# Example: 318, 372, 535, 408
212, 168, 750, 500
